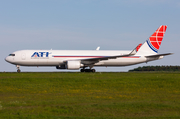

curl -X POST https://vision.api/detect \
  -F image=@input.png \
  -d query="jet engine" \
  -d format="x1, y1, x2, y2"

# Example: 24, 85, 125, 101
66, 61, 81, 70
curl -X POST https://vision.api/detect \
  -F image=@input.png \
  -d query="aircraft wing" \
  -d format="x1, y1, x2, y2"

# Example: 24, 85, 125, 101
80, 43, 143, 65
129, 43, 142, 55
80, 54, 131, 65
63, 43, 143, 65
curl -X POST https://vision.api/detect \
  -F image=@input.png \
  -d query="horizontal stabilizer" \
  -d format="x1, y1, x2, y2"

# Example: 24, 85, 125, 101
145, 53, 173, 58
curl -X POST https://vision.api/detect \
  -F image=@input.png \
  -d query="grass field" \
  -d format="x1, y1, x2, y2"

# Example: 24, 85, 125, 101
0, 72, 180, 119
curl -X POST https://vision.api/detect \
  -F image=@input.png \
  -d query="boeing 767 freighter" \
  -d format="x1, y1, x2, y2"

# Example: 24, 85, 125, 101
5, 25, 172, 72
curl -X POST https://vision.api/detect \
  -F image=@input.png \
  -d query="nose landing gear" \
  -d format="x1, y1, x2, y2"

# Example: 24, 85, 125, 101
16, 65, 21, 73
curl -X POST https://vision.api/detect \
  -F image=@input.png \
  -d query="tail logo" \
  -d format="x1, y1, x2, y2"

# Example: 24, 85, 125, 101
147, 25, 167, 53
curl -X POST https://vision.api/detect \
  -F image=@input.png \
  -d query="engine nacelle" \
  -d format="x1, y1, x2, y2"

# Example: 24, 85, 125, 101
66, 61, 81, 70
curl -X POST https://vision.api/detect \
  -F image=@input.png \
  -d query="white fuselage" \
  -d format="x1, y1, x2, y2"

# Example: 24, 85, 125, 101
5, 25, 171, 72
5, 50, 148, 67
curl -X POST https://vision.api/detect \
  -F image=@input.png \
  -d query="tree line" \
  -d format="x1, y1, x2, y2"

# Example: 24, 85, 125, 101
129, 66, 180, 72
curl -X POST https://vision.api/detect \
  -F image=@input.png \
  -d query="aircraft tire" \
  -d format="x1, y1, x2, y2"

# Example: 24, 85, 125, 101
85, 69, 90, 72
17, 69, 21, 73
92, 69, 96, 72
80, 69, 85, 72
81, 69, 96, 72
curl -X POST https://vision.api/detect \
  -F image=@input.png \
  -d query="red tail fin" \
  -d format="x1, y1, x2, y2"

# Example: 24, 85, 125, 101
136, 25, 168, 55
147, 25, 167, 52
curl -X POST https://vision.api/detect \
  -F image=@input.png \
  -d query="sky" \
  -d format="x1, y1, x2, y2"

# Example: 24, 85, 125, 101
0, 0, 179, 72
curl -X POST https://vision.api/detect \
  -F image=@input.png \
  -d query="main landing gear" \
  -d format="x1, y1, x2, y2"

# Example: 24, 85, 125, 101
80, 68, 96, 72
16, 65, 21, 73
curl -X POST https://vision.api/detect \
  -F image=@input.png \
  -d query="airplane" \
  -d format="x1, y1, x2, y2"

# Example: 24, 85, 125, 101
5, 25, 172, 72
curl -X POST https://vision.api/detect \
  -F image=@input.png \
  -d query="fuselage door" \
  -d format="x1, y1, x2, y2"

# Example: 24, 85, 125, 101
22, 53, 26, 60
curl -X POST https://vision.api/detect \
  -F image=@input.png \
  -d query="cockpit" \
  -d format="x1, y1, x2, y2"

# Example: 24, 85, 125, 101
5, 53, 16, 64
9, 54, 15, 56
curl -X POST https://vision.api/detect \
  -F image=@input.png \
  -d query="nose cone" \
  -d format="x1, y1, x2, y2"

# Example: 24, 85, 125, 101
5, 56, 11, 63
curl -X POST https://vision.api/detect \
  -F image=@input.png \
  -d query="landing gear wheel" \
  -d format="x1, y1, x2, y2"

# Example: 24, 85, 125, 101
80, 69, 85, 72
80, 69, 96, 72
85, 69, 91, 72
16, 65, 21, 73
17, 69, 21, 73
92, 69, 96, 72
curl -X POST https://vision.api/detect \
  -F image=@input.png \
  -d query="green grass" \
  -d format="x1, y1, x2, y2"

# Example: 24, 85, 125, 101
0, 72, 180, 119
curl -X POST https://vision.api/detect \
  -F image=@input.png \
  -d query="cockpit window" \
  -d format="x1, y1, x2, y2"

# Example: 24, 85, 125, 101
9, 54, 15, 56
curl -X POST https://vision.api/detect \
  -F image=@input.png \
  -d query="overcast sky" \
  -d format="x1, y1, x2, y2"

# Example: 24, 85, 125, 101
0, 0, 179, 72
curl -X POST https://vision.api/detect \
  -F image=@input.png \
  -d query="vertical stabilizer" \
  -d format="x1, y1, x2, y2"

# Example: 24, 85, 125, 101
136, 25, 167, 55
